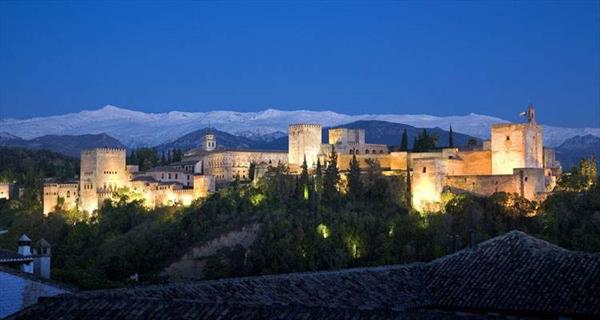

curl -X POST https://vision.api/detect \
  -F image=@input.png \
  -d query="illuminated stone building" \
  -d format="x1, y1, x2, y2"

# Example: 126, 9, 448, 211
401, 106, 561, 212
43, 148, 215, 215
42, 106, 561, 215
0, 182, 11, 200
182, 131, 288, 183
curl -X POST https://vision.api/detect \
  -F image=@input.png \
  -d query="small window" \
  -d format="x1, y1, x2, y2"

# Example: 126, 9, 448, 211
422, 167, 427, 173
175, 174, 178, 179
506, 136, 510, 141
524, 177, 528, 182
365, 150, 370, 154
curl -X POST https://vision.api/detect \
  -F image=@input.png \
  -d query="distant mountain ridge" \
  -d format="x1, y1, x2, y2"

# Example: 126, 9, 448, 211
2, 105, 597, 147
0, 132, 125, 158
157, 120, 480, 152
554, 135, 600, 170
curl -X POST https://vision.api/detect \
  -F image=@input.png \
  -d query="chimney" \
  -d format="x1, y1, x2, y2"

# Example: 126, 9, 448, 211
18, 234, 34, 274
34, 239, 52, 279
468, 230, 476, 249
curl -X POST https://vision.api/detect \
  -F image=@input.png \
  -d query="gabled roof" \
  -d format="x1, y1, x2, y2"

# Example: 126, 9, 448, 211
421, 231, 600, 316
8, 231, 600, 319
0, 266, 75, 292
0, 248, 32, 264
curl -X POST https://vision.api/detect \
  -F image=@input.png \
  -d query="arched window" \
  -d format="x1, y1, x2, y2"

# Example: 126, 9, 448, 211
67, 191, 70, 198
365, 150, 370, 154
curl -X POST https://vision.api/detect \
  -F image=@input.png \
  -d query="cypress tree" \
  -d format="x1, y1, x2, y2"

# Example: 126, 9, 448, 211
347, 153, 362, 200
412, 136, 419, 152
130, 149, 138, 166
315, 158, 323, 194
300, 155, 310, 200
449, 125, 454, 148
400, 128, 408, 151
323, 147, 340, 205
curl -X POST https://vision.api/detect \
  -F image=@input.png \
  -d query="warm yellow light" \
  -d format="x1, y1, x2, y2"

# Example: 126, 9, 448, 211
316, 224, 330, 239
412, 176, 441, 213
250, 193, 266, 206
345, 236, 361, 259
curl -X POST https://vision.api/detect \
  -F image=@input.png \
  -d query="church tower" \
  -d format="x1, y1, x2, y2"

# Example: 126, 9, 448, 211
203, 128, 216, 151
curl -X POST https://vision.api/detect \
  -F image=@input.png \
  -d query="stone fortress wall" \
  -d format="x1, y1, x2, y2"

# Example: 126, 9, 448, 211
408, 108, 557, 212
202, 150, 288, 183
42, 106, 561, 215
288, 124, 322, 172
328, 128, 388, 156
0, 182, 10, 200
42, 183, 79, 215
44, 148, 216, 215
79, 148, 129, 213
491, 123, 543, 174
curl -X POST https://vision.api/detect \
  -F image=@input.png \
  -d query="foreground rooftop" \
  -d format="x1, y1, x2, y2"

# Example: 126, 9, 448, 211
8, 231, 600, 319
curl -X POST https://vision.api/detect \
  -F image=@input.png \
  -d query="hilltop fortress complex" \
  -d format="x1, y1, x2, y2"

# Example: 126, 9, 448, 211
43, 106, 561, 214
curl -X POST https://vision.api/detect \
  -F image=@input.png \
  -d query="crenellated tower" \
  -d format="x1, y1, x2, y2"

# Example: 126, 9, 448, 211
288, 124, 322, 172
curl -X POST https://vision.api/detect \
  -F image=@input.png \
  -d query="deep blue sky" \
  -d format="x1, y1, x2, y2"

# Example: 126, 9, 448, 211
1, 1, 599, 127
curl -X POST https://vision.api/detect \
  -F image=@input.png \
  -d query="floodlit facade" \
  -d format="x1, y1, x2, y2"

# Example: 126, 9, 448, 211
42, 106, 562, 214
43, 148, 216, 215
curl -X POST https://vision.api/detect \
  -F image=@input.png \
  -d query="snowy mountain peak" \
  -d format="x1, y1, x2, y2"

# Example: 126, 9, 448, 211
0, 105, 598, 148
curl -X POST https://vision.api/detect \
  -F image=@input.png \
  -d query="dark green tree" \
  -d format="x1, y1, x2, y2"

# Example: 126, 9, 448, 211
400, 128, 408, 151
346, 153, 362, 200
323, 147, 340, 205
413, 129, 437, 152
248, 162, 256, 181
161, 151, 167, 165
449, 125, 454, 148
129, 149, 138, 166
172, 149, 183, 162
300, 156, 310, 200
314, 158, 323, 195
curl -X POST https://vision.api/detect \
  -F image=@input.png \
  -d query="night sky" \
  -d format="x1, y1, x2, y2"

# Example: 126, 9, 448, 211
1, 1, 598, 127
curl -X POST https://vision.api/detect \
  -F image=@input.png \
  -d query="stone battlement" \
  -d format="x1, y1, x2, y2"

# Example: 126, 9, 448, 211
289, 124, 322, 129
81, 148, 126, 155
43, 183, 79, 188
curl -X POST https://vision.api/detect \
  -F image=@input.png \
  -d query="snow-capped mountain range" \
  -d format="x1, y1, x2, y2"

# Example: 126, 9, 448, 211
1, 105, 598, 147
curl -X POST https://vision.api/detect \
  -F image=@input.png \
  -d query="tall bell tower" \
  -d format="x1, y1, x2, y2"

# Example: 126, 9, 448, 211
203, 128, 216, 152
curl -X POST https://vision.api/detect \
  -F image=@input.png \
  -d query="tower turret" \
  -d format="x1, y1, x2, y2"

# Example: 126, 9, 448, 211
203, 128, 216, 152
18, 234, 33, 274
